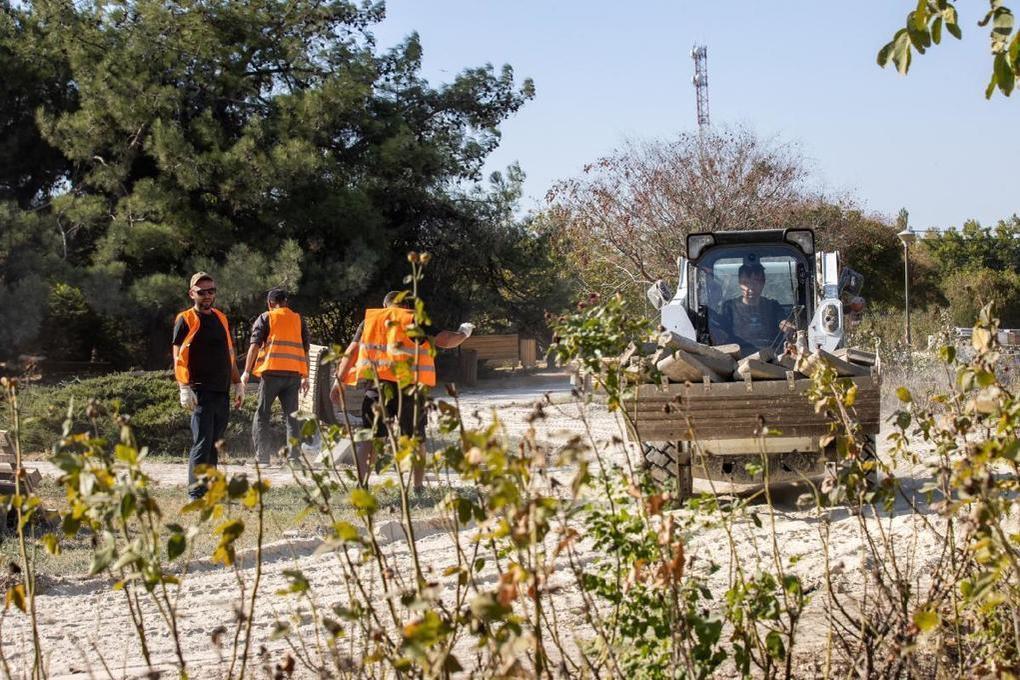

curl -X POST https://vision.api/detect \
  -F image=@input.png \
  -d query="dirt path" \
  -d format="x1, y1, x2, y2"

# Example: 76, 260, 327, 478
4, 371, 935, 678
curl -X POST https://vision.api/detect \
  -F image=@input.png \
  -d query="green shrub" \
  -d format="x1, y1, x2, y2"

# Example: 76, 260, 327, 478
846, 305, 954, 356
943, 267, 1020, 327
39, 282, 96, 361
3, 371, 281, 457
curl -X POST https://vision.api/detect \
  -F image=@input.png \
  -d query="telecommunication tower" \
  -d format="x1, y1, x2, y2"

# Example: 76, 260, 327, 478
691, 45, 709, 128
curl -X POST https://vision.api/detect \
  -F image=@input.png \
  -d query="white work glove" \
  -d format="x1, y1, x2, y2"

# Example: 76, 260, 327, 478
179, 384, 197, 411
457, 322, 475, 338
240, 371, 250, 386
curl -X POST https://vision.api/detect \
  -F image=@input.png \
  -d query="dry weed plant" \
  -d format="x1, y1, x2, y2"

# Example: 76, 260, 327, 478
1, 259, 1019, 679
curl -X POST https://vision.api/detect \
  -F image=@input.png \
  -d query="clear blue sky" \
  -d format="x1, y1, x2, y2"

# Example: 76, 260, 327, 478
372, 1, 1017, 230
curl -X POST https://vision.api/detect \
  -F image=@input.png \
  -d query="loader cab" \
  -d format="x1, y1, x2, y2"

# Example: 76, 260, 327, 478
654, 229, 822, 356
694, 245, 811, 354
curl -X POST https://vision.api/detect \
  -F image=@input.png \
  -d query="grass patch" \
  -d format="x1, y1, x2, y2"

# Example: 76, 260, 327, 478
2, 371, 291, 458
1, 477, 466, 578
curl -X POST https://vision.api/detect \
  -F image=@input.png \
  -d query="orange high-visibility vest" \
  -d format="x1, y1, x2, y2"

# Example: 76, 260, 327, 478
343, 307, 436, 387
253, 307, 308, 377
174, 308, 235, 384
337, 343, 360, 385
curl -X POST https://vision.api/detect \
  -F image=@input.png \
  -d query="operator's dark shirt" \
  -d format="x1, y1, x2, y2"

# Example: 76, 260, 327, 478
718, 297, 786, 353
248, 310, 311, 377
172, 312, 232, 392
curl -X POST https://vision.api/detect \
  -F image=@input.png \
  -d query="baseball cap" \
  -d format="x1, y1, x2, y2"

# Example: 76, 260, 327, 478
190, 272, 214, 288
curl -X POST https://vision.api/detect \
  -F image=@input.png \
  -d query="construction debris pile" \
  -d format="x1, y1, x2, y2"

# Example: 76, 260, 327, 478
619, 332, 877, 385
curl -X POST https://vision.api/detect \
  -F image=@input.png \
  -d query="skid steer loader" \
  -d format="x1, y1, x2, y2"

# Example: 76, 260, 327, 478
635, 228, 880, 497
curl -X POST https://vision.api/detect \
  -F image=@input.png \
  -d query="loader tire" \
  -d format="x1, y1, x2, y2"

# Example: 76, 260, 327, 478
642, 441, 692, 501
862, 434, 878, 489
643, 441, 678, 484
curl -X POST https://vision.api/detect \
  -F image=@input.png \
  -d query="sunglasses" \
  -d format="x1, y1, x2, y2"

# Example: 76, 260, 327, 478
193, 287, 217, 296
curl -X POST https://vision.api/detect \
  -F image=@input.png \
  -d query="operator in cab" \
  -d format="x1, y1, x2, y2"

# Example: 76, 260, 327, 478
714, 260, 797, 357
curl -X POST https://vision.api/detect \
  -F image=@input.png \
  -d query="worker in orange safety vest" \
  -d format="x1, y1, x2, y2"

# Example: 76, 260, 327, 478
172, 272, 244, 499
240, 288, 311, 465
331, 291, 473, 489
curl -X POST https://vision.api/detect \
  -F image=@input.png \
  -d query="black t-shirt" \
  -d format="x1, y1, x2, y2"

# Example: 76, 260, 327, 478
173, 312, 232, 392
718, 297, 785, 352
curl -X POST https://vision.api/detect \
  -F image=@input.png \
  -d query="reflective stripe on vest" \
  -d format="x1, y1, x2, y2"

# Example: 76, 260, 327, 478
343, 307, 436, 387
174, 308, 235, 384
253, 307, 308, 377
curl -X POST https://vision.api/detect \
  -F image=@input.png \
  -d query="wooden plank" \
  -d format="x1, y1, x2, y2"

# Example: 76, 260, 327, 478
681, 349, 735, 377
657, 350, 726, 383
633, 375, 878, 399
627, 399, 882, 415
743, 348, 777, 363
299, 344, 327, 417
834, 347, 877, 366
631, 382, 881, 400
635, 414, 881, 437
630, 397, 882, 415
631, 413, 883, 429
712, 344, 742, 359
630, 384, 881, 404
627, 372, 881, 441
657, 354, 705, 382
633, 425, 882, 442
519, 338, 538, 366
630, 415, 882, 430
658, 332, 735, 365
0, 466, 42, 493
619, 341, 658, 366
734, 359, 789, 380
630, 403, 882, 421
799, 349, 871, 378
630, 410, 881, 426
776, 354, 798, 370
461, 334, 520, 361
629, 404, 881, 420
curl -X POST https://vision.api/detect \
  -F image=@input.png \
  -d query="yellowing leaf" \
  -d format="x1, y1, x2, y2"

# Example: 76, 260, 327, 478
333, 521, 360, 542
41, 533, 60, 556
913, 608, 940, 633
5, 584, 26, 612
349, 488, 377, 515
972, 327, 992, 352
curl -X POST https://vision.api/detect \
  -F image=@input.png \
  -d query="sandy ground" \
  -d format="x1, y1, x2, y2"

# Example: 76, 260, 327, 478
4, 370, 945, 678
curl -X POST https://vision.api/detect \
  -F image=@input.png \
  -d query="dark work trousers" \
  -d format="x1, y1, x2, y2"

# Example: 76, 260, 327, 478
189, 389, 230, 499
253, 373, 302, 464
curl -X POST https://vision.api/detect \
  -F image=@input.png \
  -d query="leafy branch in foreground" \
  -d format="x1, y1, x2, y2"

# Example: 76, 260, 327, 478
878, 0, 1019, 98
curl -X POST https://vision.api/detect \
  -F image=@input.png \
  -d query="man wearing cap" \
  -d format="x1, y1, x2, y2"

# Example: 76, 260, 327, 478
172, 272, 244, 499
240, 288, 311, 465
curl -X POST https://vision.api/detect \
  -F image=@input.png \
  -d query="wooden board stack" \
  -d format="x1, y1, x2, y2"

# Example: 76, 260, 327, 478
0, 430, 43, 495
618, 332, 878, 385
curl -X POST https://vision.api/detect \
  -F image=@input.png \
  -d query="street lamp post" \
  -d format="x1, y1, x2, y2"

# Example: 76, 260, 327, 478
897, 227, 916, 350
